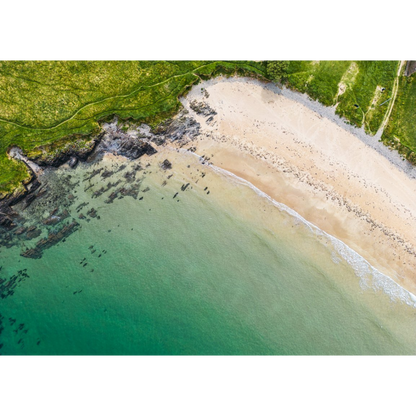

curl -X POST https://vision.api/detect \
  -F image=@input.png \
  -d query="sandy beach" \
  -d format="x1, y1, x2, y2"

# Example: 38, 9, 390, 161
177, 77, 416, 295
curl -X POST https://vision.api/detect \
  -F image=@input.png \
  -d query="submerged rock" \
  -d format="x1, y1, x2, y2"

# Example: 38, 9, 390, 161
20, 221, 80, 259
43, 215, 61, 226
87, 208, 97, 218
0, 213, 16, 230
13, 226, 27, 235
26, 228, 42, 240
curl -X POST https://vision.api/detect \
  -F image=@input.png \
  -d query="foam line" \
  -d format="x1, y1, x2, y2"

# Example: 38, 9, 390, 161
184, 149, 416, 308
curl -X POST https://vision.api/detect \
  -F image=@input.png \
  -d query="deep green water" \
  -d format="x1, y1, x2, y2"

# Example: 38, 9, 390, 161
1, 149, 416, 355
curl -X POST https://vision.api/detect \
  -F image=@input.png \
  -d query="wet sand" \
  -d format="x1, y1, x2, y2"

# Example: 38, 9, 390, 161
179, 77, 416, 295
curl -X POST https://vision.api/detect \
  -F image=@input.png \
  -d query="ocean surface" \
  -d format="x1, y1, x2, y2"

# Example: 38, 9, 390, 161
1, 147, 416, 355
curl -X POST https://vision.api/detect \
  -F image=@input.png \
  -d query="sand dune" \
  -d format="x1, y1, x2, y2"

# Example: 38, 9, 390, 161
179, 77, 416, 295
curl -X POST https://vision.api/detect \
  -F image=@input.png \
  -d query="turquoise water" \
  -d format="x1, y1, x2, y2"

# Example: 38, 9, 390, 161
1, 149, 416, 354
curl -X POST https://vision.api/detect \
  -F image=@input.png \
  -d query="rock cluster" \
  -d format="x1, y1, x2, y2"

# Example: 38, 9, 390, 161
1, 108, 203, 257
0, 269, 30, 299
152, 111, 201, 144
98, 124, 157, 160
189, 100, 217, 117
20, 221, 79, 259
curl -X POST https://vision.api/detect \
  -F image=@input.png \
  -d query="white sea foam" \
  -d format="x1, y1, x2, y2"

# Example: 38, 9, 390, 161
185, 150, 416, 308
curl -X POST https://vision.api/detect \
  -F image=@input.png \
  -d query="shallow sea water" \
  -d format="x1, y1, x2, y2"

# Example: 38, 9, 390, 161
1, 148, 415, 355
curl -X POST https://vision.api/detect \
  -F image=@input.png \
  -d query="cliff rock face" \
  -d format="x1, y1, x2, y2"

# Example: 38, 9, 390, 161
1, 111, 200, 232
102, 135, 157, 159
29, 135, 101, 167
0, 136, 100, 230
406, 58, 416, 77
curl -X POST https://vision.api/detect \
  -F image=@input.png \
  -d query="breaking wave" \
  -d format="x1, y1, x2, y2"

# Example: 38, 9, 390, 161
188, 151, 416, 308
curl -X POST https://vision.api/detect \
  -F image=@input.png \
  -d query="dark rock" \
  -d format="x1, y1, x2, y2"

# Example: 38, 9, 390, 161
76, 202, 89, 212
190, 100, 217, 117
84, 168, 103, 182
99, 129, 157, 160
161, 159, 172, 170
105, 191, 118, 204
68, 156, 78, 168
0, 213, 16, 230
117, 139, 157, 159
60, 209, 70, 220
152, 111, 201, 143
0, 176, 41, 231
87, 208, 97, 218
30, 133, 102, 168
43, 216, 60, 226
27, 179, 41, 194
0, 270, 30, 299
23, 193, 37, 208
26, 228, 42, 240
14, 227, 27, 235
123, 170, 137, 182
101, 169, 114, 179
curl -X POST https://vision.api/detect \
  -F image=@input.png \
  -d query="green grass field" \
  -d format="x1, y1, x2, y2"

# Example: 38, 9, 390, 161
382, 72, 416, 161
285, 61, 399, 134
0, 61, 266, 196
1, 60, 415, 197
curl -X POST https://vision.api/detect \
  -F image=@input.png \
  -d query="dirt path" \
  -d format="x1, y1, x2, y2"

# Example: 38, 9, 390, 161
0, 64, 213, 132
379, 60, 406, 133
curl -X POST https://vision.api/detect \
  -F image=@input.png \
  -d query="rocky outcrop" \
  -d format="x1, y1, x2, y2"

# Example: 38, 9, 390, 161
115, 138, 157, 159
1, 135, 99, 227
1, 108, 200, 244
29, 134, 102, 168
0, 177, 42, 231
152, 111, 201, 144
189, 100, 217, 117
405, 61, 416, 77
99, 132, 157, 160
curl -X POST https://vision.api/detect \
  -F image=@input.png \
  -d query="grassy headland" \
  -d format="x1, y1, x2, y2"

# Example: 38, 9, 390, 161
1, 60, 416, 197
0, 61, 266, 196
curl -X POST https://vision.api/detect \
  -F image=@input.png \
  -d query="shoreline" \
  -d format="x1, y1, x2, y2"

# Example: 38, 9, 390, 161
192, 151, 416, 307
178, 76, 416, 295
2, 74, 416, 299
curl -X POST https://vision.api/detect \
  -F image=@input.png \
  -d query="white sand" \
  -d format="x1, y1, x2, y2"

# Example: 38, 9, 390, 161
178, 77, 416, 295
